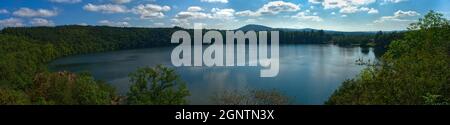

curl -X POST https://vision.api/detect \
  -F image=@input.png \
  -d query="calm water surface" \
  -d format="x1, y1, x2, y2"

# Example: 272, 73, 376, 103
49, 44, 376, 104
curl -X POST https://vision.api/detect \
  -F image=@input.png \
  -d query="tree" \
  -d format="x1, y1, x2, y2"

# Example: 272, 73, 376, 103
327, 11, 450, 105
28, 71, 117, 105
126, 65, 190, 105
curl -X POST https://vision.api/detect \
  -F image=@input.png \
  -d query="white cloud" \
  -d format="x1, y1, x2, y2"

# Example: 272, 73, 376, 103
339, 6, 359, 13
236, 1, 300, 17
98, 20, 130, 27
339, 6, 378, 14
13, 8, 58, 17
132, 4, 171, 19
0, 9, 8, 14
374, 10, 419, 23
174, 11, 210, 20
392, 10, 420, 17
112, 0, 132, 4
292, 12, 323, 22
174, 8, 236, 21
30, 18, 55, 26
236, 10, 259, 17
200, 0, 228, 3
187, 6, 203, 12
382, 0, 408, 4
0, 18, 24, 27
172, 7, 236, 27
309, 0, 323, 4
341, 14, 348, 17
367, 8, 379, 14
211, 8, 235, 20
83, 3, 128, 13
308, 0, 376, 14
49, 0, 82, 4
258, 1, 300, 15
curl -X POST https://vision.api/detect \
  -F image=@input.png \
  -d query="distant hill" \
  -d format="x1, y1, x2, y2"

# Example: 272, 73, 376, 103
236, 24, 274, 31
235, 24, 387, 35
1, 25, 402, 49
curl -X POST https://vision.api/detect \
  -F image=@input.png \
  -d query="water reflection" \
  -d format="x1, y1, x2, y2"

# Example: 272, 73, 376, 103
49, 44, 376, 105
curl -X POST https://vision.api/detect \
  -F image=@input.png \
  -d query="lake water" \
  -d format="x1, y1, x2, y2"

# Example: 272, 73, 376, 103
49, 44, 376, 105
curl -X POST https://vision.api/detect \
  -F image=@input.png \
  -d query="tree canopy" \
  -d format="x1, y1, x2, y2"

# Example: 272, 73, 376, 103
327, 11, 450, 105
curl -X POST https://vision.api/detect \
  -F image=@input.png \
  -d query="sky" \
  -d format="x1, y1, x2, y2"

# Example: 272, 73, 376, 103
0, 0, 449, 31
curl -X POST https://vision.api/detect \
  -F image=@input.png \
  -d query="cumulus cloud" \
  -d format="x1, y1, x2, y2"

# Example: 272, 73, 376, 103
174, 8, 236, 20
112, 0, 132, 4
132, 4, 171, 19
259, 1, 300, 14
236, 10, 260, 17
382, 0, 408, 4
187, 6, 203, 12
0, 9, 8, 14
13, 8, 58, 17
308, 0, 324, 4
367, 8, 379, 14
172, 7, 236, 27
236, 1, 300, 17
339, 6, 378, 14
174, 11, 210, 20
49, 0, 82, 4
0, 18, 24, 27
83, 3, 128, 13
291, 12, 323, 22
308, 0, 377, 14
98, 20, 130, 27
30, 18, 55, 26
374, 10, 419, 23
211, 8, 235, 20
200, 0, 228, 3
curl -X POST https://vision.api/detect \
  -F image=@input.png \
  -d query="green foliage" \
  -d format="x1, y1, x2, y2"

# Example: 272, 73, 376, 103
423, 93, 449, 105
211, 89, 292, 105
0, 88, 30, 105
126, 65, 190, 105
27, 71, 117, 105
327, 11, 450, 105
0, 32, 118, 105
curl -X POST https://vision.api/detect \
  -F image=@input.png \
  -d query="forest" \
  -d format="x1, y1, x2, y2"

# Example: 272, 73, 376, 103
327, 11, 450, 105
1, 11, 444, 105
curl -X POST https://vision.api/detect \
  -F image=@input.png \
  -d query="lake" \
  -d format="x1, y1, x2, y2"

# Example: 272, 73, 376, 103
49, 44, 376, 105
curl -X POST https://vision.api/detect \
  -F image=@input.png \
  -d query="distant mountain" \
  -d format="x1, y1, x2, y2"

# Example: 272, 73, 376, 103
236, 24, 274, 31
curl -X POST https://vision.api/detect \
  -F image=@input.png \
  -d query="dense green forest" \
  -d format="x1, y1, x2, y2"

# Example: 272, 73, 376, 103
327, 11, 450, 105
0, 31, 188, 104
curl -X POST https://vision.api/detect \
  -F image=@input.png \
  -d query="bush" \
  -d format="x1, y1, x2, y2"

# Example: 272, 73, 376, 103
27, 71, 117, 105
211, 88, 292, 105
0, 88, 30, 105
126, 65, 190, 105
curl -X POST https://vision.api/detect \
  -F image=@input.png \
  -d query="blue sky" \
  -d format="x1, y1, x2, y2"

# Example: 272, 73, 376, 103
0, 0, 449, 31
